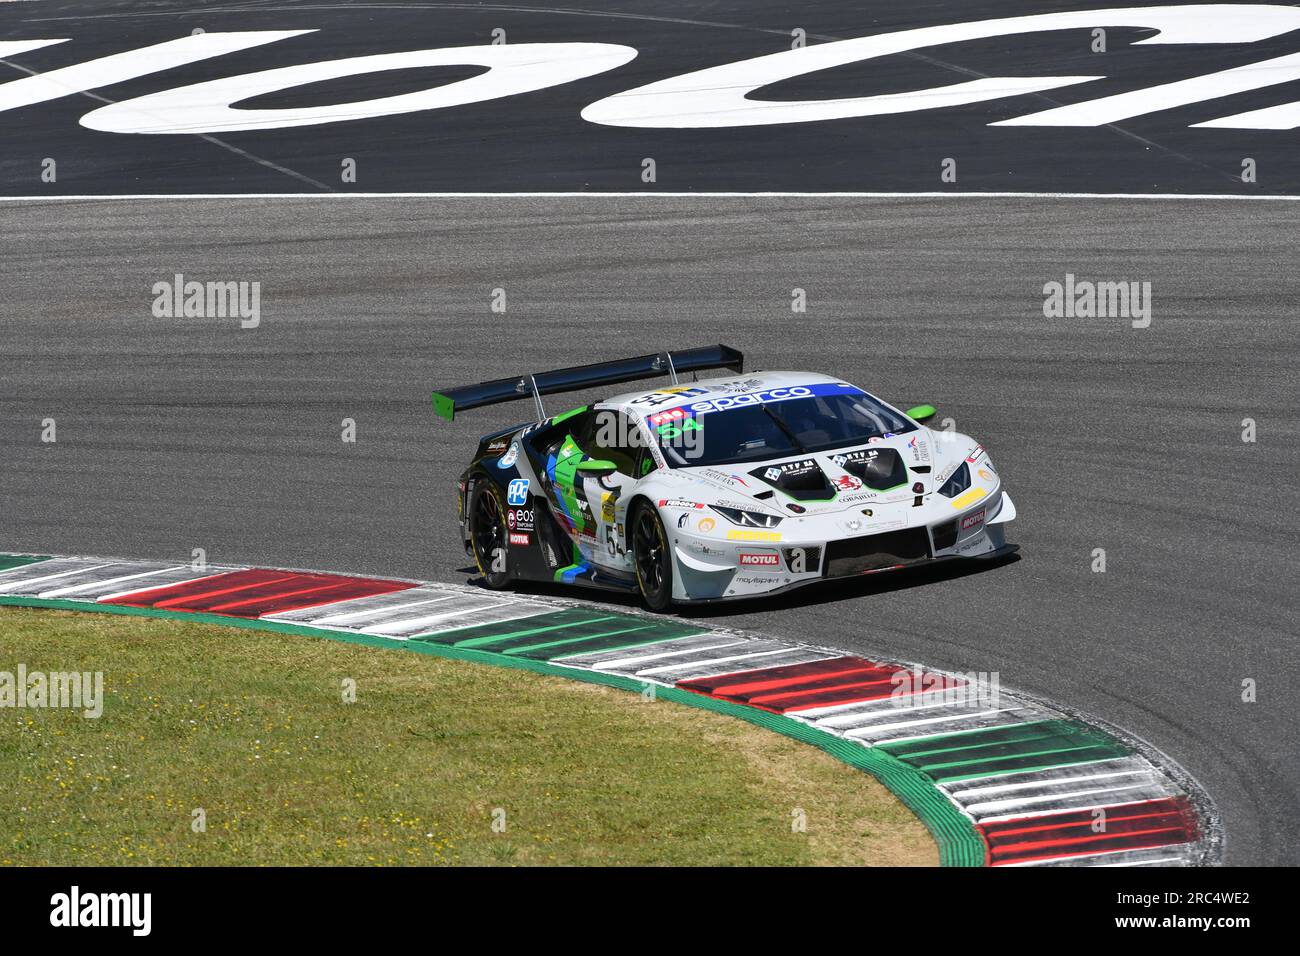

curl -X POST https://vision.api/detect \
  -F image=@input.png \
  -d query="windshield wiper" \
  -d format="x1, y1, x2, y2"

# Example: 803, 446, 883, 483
761, 405, 809, 455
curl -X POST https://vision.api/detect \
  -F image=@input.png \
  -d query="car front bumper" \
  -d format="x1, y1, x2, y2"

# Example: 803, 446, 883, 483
669, 491, 1017, 602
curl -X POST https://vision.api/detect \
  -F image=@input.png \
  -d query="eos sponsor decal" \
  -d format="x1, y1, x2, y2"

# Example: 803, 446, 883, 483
507, 508, 534, 531
727, 529, 782, 542
961, 508, 986, 531
738, 551, 781, 567
508, 532, 531, 546
6, 9, 1300, 137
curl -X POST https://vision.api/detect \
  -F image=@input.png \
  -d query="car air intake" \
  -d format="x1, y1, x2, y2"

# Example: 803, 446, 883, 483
932, 520, 958, 551
748, 459, 834, 502
831, 447, 909, 491
781, 546, 823, 573
823, 528, 932, 577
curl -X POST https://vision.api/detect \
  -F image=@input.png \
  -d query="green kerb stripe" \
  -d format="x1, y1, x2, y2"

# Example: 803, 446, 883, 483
509, 622, 705, 660
0, 554, 51, 572
410, 608, 609, 645
879, 719, 1131, 782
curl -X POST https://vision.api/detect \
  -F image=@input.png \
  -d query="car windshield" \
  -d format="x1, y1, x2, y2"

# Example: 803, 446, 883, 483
652, 388, 916, 467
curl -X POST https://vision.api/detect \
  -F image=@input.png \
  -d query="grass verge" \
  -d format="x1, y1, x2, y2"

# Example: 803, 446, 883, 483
0, 607, 936, 865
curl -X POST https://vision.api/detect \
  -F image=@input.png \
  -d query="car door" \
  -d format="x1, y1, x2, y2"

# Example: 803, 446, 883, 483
580, 409, 652, 572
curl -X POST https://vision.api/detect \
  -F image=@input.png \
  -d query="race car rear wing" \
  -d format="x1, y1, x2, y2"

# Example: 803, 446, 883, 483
431, 344, 744, 421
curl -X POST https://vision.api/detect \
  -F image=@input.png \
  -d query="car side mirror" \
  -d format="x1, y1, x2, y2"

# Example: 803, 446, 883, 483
576, 458, 618, 475
905, 404, 937, 423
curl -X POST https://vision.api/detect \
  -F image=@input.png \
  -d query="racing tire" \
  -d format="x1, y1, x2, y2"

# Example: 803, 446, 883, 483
631, 502, 673, 612
468, 480, 513, 590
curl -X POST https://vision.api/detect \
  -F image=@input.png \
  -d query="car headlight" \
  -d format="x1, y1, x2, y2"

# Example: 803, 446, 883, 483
709, 505, 784, 528
939, 462, 971, 498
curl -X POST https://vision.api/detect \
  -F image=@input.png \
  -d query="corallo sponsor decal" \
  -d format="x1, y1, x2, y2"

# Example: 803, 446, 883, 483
833, 474, 863, 492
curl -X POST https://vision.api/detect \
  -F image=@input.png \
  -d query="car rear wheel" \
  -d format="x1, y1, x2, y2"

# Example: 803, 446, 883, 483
632, 503, 673, 612
468, 481, 512, 590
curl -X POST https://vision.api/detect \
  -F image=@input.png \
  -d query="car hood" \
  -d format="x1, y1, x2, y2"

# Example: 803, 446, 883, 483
667, 428, 982, 517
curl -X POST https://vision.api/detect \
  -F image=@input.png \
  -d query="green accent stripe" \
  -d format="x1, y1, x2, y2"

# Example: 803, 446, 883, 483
0, 593, 984, 866
413, 608, 613, 646
0, 554, 51, 572
879, 719, 1131, 782
509, 621, 704, 661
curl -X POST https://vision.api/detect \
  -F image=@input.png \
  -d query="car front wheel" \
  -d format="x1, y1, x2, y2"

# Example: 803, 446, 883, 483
632, 503, 673, 612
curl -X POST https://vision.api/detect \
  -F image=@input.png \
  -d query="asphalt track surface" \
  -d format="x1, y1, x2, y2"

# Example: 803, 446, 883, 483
0, 196, 1296, 864
4, 0, 1300, 193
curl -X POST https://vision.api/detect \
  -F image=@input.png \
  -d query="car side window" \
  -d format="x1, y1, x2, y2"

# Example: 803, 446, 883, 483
588, 410, 642, 477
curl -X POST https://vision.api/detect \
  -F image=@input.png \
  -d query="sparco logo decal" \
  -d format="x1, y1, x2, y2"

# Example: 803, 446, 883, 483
6, 7, 1300, 134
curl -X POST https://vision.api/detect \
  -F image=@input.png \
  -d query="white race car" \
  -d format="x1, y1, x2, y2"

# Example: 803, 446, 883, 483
435, 345, 1017, 610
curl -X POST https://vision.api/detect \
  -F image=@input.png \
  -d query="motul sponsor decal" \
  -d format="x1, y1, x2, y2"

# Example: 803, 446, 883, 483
508, 532, 531, 546
738, 552, 781, 567
960, 509, 985, 531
